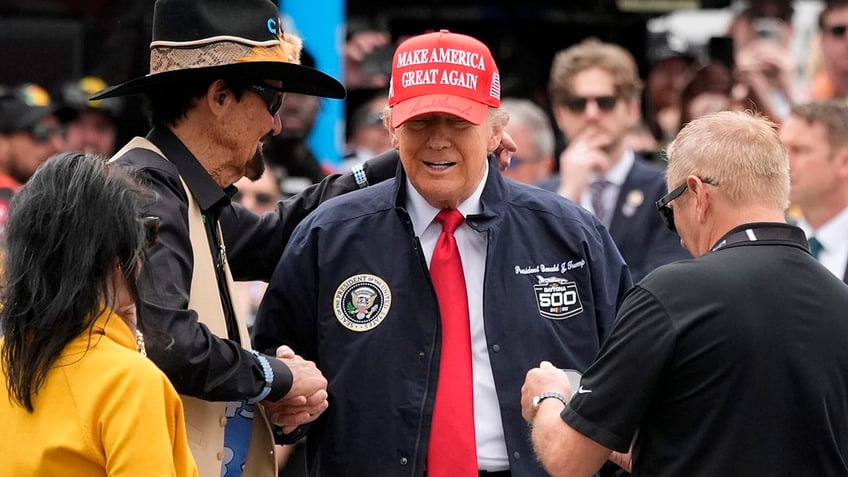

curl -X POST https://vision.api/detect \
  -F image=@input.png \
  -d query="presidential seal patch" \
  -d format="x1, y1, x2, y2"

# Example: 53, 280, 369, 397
334, 274, 392, 332
533, 275, 583, 319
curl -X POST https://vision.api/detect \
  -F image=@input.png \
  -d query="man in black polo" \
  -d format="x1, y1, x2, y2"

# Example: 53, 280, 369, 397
521, 111, 848, 476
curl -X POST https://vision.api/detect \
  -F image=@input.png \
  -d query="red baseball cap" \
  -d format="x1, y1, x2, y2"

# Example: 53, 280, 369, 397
388, 29, 501, 127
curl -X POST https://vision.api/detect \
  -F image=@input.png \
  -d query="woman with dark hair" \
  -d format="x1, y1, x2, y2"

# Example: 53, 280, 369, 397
0, 152, 197, 476
677, 61, 781, 134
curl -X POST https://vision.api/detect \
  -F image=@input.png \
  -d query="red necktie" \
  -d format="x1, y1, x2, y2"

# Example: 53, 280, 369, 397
427, 208, 477, 476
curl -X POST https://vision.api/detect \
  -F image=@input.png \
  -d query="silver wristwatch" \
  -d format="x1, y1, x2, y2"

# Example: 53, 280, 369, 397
531, 391, 569, 416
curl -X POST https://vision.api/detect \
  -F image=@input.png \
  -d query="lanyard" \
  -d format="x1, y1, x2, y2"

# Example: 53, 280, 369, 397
711, 223, 807, 252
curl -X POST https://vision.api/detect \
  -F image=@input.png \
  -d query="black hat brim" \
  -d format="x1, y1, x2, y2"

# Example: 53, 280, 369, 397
90, 62, 345, 100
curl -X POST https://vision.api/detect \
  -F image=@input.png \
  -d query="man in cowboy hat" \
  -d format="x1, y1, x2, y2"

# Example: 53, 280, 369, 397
90, 0, 403, 475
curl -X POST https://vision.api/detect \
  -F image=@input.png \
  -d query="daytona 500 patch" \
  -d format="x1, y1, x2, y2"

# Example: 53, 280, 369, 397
533, 275, 583, 319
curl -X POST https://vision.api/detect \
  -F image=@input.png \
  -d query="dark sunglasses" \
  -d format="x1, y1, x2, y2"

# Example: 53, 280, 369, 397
141, 216, 160, 249
233, 190, 275, 207
562, 95, 619, 113
27, 123, 64, 144
655, 178, 717, 233
247, 83, 287, 115
825, 24, 848, 38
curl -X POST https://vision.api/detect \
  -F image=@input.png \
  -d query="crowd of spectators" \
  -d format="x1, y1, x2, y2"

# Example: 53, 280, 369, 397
2, 1, 848, 476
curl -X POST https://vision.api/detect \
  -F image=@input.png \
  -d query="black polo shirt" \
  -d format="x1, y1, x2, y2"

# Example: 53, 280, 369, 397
564, 223, 848, 476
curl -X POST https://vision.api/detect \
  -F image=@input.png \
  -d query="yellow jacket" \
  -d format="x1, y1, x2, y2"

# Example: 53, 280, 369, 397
0, 310, 198, 477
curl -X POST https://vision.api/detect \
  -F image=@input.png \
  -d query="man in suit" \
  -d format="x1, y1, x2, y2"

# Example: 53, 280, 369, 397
779, 99, 848, 283
539, 38, 690, 282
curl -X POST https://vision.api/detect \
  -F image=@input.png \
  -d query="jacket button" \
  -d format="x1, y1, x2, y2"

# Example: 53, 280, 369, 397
217, 450, 224, 460
418, 352, 425, 360
492, 344, 501, 352
513, 451, 521, 459
400, 457, 408, 465
219, 416, 227, 427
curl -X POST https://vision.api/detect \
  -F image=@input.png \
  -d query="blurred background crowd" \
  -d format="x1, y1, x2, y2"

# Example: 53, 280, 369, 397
0, 0, 843, 202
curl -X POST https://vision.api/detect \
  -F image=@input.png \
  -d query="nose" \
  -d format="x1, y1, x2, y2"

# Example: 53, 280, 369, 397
425, 126, 451, 150
584, 98, 602, 118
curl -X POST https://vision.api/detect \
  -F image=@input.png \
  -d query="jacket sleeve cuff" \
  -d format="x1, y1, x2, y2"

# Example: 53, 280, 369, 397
265, 355, 293, 401
362, 149, 399, 185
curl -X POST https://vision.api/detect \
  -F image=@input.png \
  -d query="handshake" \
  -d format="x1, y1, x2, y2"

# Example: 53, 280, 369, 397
262, 345, 329, 433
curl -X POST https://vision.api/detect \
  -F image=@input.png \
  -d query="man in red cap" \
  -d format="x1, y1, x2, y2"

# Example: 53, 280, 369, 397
253, 29, 631, 477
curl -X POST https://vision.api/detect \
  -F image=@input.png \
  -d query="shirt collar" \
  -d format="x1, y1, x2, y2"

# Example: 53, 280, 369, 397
591, 149, 634, 186
797, 206, 848, 251
147, 127, 231, 213
407, 160, 488, 237
57, 309, 137, 365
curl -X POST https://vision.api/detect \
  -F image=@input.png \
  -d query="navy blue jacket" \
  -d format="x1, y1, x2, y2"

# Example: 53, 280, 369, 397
253, 160, 632, 477
539, 154, 691, 282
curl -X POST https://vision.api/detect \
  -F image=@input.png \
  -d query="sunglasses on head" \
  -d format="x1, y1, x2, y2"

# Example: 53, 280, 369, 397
141, 216, 160, 249
247, 83, 287, 115
655, 177, 717, 233
825, 24, 848, 37
562, 95, 619, 113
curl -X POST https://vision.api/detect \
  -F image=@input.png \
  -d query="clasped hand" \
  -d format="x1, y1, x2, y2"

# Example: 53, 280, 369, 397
262, 345, 329, 433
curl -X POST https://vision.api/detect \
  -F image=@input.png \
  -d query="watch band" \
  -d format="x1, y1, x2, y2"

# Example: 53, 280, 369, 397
248, 349, 274, 403
531, 391, 569, 417
351, 163, 369, 189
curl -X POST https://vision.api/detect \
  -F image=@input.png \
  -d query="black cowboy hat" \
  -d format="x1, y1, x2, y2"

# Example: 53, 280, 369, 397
90, 0, 345, 100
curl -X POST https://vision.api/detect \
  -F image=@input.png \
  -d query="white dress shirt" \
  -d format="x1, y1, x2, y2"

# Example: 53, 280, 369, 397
580, 149, 635, 228
405, 162, 509, 471
797, 206, 848, 280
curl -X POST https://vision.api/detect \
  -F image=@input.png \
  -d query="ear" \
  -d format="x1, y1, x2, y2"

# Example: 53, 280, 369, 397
386, 123, 400, 149
207, 79, 230, 116
833, 145, 848, 180
625, 97, 641, 128
689, 176, 712, 224
551, 104, 568, 132
487, 127, 504, 152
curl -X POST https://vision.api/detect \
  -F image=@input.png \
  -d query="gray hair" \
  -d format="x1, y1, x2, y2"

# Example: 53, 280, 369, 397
500, 97, 555, 159
666, 110, 789, 210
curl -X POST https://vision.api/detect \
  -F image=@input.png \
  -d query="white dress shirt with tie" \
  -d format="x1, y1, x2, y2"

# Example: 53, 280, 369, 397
580, 149, 634, 228
406, 162, 510, 472
797, 206, 848, 280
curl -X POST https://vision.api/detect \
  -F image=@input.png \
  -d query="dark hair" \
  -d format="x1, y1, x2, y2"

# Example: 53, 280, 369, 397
744, 0, 793, 23
145, 78, 249, 127
820, 0, 848, 28
0, 152, 151, 411
678, 62, 734, 129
